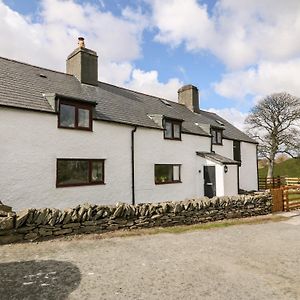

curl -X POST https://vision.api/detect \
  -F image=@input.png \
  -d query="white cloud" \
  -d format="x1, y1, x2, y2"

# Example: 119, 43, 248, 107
207, 108, 248, 130
148, 0, 300, 102
0, 0, 146, 66
0, 0, 182, 101
127, 69, 183, 100
214, 59, 300, 100
149, 0, 300, 70
151, 0, 214, 50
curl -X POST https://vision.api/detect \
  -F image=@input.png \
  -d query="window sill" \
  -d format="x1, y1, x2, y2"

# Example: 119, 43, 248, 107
164, 137, 182, 141
58, 125, 93, 132
155, 181, 182, 185
56, 182, 105, 188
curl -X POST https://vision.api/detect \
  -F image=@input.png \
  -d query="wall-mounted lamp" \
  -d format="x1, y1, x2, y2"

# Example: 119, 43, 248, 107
224, 165, 228, 173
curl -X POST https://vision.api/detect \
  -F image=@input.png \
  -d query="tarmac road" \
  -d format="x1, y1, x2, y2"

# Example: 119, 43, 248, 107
0, 212, 299, 300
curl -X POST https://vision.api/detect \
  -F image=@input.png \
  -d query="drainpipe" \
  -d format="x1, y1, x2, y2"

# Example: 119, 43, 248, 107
256, 144, 259, 191
210, 126, 213, 153
131, 126, 137, 205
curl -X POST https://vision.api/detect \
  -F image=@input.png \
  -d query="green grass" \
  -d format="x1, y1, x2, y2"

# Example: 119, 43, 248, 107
259, 158, 300, 178
286, 192, 300, 200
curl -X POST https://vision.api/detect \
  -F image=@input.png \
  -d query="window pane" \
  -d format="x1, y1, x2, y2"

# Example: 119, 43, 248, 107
60, 104, 75, 127
155, 165, 173, 183
173, 123, 181, 139
57, 160, 89, 185
217, 131, 222, 144
165, 121, 172, 138
233, 141, 241, 161
212, 130, 217, 144
78, 108, 90, 128
173, 165, 180, 181
91, 161, 103, 182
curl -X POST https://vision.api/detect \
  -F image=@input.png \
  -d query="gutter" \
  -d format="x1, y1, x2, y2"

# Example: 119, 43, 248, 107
131, 126, 137, 205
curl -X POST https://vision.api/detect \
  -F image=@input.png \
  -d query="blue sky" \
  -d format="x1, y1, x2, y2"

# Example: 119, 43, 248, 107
1, 0, 300, 129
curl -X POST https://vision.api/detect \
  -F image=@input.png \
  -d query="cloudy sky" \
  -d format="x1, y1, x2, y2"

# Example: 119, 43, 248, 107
1, 0, 300, 129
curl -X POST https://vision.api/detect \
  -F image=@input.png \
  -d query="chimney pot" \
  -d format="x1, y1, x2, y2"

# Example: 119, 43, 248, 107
178, 84, 200, 113
78, 37, 85, 48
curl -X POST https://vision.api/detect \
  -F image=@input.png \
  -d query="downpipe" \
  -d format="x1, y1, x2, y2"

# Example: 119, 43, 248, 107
131, 126, 137, 205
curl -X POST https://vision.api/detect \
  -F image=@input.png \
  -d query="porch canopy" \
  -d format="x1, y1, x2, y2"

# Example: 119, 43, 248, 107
196, 152, 240, 165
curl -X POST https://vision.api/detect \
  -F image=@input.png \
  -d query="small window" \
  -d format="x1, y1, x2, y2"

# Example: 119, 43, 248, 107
212, 128, 222, 145
57, 159, 104, 187
155, 164, 181, 184
163, 118, 182, 140
233, 140, 241, 161
58, 100, 93, 131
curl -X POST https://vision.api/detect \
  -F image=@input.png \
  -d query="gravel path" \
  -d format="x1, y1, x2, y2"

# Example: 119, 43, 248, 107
0, 213, 300, 300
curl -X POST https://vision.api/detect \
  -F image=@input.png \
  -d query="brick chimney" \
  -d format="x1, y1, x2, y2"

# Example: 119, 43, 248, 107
178, 85, 200, 113
66, 37, 98, 86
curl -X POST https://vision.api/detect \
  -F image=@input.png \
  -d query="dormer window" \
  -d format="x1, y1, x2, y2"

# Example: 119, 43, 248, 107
164, 118, 182, 140
212, 128, 222, 145
58, 100, 93, 131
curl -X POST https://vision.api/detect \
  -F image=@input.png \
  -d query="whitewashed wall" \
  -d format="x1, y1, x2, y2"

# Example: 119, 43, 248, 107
134, 127, 211, 203
213, 138, 258, 192
0, 107, 253, 211
212, 139, 233, 158
224, 165, 238, 196
239, 142, 258, 191
0, 107, 212, 210
0, 107, 133, 210
193, 157, 238, 197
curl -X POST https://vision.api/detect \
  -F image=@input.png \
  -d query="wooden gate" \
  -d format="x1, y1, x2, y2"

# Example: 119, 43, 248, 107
283, 186, 300, 211
271, 188, 284, 212
271, 186, 300, 212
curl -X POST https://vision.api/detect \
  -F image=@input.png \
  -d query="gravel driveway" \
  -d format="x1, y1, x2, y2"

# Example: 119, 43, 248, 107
0, 213, 299, 300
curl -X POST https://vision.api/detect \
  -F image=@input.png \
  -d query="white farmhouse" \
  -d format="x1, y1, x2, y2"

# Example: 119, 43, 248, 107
0, 38, 258, 210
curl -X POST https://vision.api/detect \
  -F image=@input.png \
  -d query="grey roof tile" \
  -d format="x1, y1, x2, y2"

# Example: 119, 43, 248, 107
0, 56, 256, 143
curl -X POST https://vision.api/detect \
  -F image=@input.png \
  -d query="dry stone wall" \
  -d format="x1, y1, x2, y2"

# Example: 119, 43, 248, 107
0, 193, 272, 245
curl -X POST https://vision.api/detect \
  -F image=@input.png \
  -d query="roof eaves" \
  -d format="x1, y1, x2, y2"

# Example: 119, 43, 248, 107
54, 93, 97, 105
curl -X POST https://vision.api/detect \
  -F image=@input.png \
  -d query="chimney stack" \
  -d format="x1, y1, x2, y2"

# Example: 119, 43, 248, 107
66, 37, 98, 86
178, 85, 200, 113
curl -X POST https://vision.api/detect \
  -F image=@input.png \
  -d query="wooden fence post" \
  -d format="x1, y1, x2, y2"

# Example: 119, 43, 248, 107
286, 190, 289, 212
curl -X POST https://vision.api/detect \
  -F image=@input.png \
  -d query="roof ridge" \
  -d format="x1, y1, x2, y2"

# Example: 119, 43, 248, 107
97, 80, 185, 106
0, 56, 74, 77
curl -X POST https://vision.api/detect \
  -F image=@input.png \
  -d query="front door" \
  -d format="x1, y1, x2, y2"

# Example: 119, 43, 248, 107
204, 166, 216, 198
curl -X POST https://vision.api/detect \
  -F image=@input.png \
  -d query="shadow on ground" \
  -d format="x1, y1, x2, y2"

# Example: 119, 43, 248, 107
0, 260, 81, 300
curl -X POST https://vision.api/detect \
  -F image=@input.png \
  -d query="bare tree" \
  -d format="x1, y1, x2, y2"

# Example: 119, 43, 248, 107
245, 92, 300, 178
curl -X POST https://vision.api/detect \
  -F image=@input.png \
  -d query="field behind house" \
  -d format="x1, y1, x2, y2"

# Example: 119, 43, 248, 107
259, 158, 300, 178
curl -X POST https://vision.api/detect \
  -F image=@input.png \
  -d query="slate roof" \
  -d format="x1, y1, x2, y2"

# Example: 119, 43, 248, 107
196, 152, 241, 165
0, 56, 256, 143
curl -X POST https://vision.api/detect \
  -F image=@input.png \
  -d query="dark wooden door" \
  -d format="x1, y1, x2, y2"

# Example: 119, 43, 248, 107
204, 166, 216, 198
